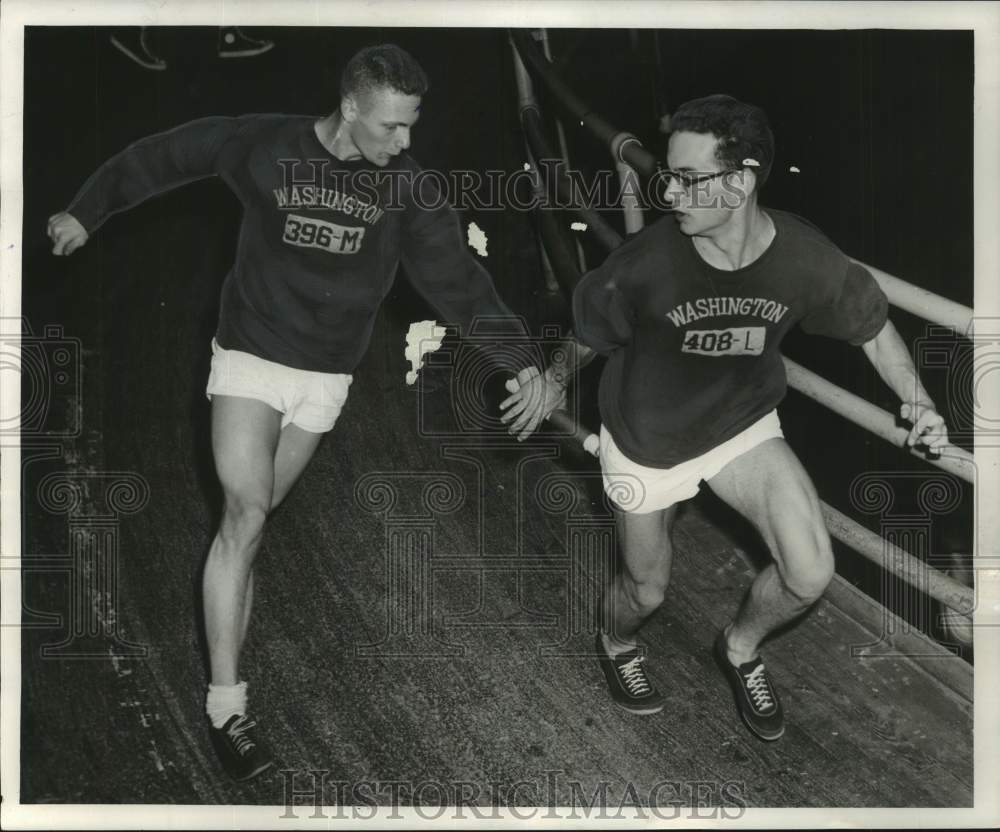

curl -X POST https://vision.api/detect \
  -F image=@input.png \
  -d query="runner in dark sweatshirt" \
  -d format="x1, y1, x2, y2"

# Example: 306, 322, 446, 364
47, 43, 558, 781
507, 94, 950, 741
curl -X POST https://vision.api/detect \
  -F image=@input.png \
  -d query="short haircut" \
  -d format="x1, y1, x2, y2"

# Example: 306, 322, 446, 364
340, 44, 429, 106
669, 94, 775, 189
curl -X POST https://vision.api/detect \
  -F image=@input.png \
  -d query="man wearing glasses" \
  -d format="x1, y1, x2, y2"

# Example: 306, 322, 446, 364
560, 94, 948, 739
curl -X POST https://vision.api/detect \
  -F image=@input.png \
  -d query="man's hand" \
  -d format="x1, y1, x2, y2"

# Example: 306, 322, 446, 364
47, 212, 89, 256
499, 366, 566, 441
900, 400, 949, 455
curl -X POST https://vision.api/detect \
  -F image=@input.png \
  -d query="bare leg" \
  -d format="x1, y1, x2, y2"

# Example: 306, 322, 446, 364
270, 424, 325, 510
203, 396, 281, 686
234, 424, 325, 649
705, 438, 834, 664
603, 504, 679, 654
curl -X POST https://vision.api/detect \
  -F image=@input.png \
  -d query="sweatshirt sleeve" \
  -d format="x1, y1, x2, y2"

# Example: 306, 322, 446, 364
399, 163, 534, 371
799, 261, 889, 345
572, 253, 636, 356
66, 116, 247, 233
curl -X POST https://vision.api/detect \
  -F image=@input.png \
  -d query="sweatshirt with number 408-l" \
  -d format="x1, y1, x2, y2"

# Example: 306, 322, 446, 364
66, 113, 531, 374
572, 209, 889, 469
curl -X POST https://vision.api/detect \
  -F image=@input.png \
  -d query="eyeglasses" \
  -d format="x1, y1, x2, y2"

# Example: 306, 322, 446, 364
659, 167, 741, 189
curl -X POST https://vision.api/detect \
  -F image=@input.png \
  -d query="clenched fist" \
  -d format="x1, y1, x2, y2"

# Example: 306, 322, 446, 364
47, 212, 89, 256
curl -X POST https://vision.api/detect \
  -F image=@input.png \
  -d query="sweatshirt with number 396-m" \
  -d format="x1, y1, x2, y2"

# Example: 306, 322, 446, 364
66, 113, 529, 373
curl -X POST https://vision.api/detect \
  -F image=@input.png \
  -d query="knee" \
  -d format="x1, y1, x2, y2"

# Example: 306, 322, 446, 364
219, 497, 269, 545
781, 533, 834, 604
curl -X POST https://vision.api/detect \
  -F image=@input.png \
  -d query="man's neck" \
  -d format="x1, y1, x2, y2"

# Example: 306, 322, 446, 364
314, 112, 360, 162
692, 205, 774, 271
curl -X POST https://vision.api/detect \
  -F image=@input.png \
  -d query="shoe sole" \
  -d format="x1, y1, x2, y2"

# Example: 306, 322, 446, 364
614, 701, 665, 716
219, 45, 275, 58
234, 759, 274, 782
738, 711, 784, 741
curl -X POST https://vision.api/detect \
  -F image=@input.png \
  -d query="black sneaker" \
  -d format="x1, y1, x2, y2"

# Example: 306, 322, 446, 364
218, 27, 275, 59
209, 714, 274, 781
595, 631, 665, 715
713, 632, 784, 741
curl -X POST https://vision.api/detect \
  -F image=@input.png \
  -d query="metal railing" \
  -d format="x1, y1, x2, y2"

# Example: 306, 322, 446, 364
509, 30, 975, 626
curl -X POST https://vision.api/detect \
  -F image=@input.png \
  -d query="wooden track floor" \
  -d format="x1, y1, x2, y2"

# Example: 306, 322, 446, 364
20, 301, 972, 809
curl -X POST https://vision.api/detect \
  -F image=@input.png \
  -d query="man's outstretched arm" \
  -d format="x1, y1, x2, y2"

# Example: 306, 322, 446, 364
398, 160, 554, 437
46, 115, 249, 255
861, 319, 949, 452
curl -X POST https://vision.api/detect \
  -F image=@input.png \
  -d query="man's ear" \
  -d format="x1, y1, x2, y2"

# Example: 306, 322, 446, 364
733, 167, 757, 198
341, 95, 358, 124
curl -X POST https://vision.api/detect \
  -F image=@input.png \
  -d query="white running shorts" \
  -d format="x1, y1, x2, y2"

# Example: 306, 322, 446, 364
599, 410, 784, 514
205, 338, 352, 433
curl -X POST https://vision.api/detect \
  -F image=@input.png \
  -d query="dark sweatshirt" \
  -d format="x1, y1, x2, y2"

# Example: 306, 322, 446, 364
67, 113, 529, 373
573, 208, 888, 468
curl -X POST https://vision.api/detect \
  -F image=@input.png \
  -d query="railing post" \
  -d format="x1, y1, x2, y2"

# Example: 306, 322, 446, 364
535, 28, 588, 273
610, 132, 645, 234
509, 35, 560, 293
510, 34, 579, 294
615, 161, 643, 234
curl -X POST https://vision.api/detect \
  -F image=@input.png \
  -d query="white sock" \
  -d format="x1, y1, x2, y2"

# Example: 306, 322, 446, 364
206, 681, 248, 729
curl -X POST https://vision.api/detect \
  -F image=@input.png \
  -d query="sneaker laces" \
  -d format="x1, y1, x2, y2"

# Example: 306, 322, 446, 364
742, 664, 774, 711
226, 715, 258, 756
617, 654, 652, 696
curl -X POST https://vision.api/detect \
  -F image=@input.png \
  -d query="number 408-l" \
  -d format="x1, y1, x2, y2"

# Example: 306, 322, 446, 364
681, 326, 765, 356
